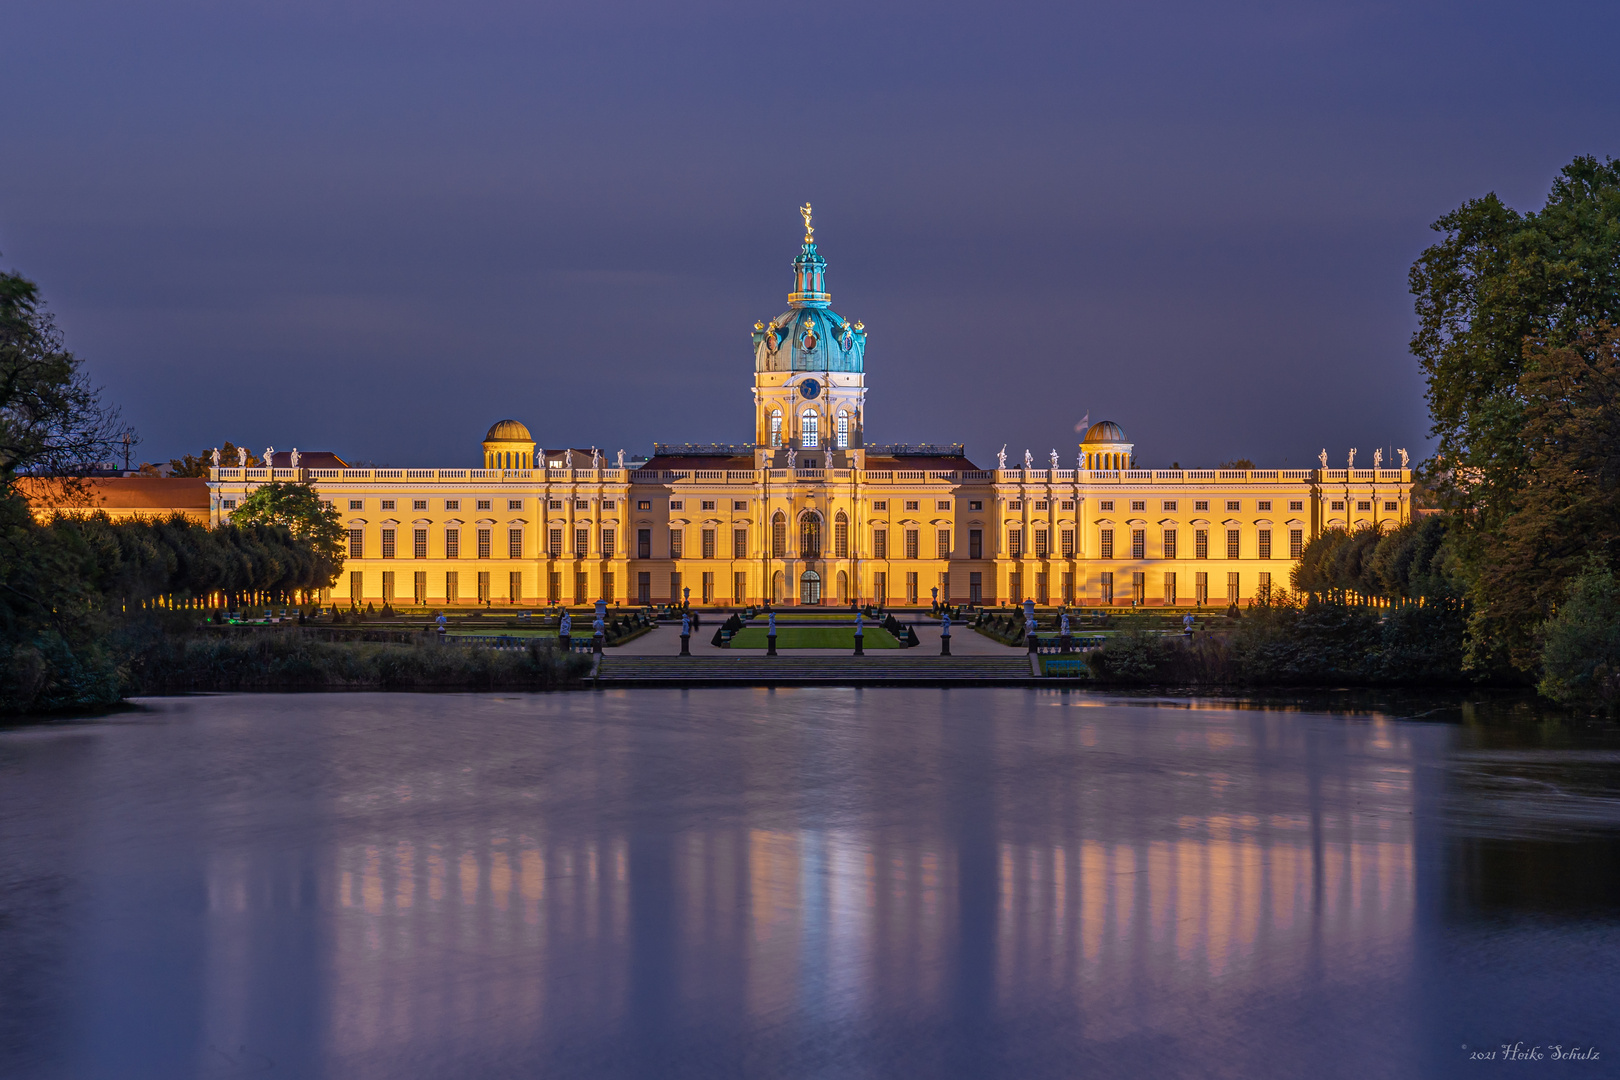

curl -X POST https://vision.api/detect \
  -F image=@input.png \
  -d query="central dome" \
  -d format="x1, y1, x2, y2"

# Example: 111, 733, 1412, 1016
1082, 420, 1126, 444
752, 208, 866, 373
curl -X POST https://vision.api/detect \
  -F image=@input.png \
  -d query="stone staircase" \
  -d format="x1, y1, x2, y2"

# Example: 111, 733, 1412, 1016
597, 654, 1036, 685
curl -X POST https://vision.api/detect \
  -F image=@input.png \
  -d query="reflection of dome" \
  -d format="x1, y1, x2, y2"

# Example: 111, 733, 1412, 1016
1082, 420, 1125, 444
484, 419, 532, 442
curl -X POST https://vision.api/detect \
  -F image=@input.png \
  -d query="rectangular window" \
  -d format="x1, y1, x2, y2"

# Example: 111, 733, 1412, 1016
873, 501, 887, 511
937, 528, 951, 558
508, 499, 523, 511
222, 499, 237, 510
509, 571, 522, 603
413, 499, 427, 511
575, 528, 588, 556
547, 528, 561, 557
969, 571, 982, 603
700, 570, 713, 604
669, 529, 683, 558
906, 572, 918, 603
835, 519, 848, 558
734, 528, 747, 559
601, 500, 615, 511
1227, 572, 1240, 603
1257, 571, 1272, 599
348, 528, 364, 558
575, 571, 588, 602
1099, 529, 1113, 559
509, 528, 523, 558
969, 500, 983, 511
476, 571, 490, 603
446, 528, 460, 559
349, 499, 364, 511
905, 500, 919, 511
1131, 500, 1145, 512
1163, 528, 1177, 559
1226, 529, 1240, 559
734, 571, 747, 604
638, 500, 652, 510
701, 528, 716, 559
638, 529, 652, 559
874, 572, 887, 605
414, 528, 427, 559
1195, 571, 1208, 604
969, 529, 983, 559
1290, 500, 1303, 511
638, 571, 651, 604
573, 499, 587, 510
381, 499, 395, 511
1009, 572, 1022, 603
1164, 572, 1177, 606
1258, 529, 1272, 559
937, 500, 952, 511
447, 571, 459, 604
1290, 528, 1303, 559
1257, 500, 1271, 511
1009, 500, 1022, 511
1357, 501, 1372, 511
1162, 500, 1177, 511
1226, 501, 1240, 511
446, 499, 460, 511
773, 517, 786, 557
1007, 529, 1022, 557
905, 529, 919, 559
670, 571, 681, 603
669, 500, 683, 511
1099, 500, 1114, 511
1035, 500, 1048, 511
873, 529, 888, 559
413, 571, 427, 605
1035, 572, 1048, 604
1061, 500, 1073, 510
1194, 500, 1209, 511
1131, 529, 1145, 559
381, 571, 395, 604
478, 528, 492, 559
380, 528, 395, 559
601, 529, 615, 557
1196, 529, 1208, 559
350, 570, 363, 603
1131, 571, 1145, 604
701, 500, 716, 511
1061, 529, 1075, 557
1100, 571, 1114, 605
1385, 500, 1399, 511
547, 571, 559, 602
1332, 500, 1345, 511
734, 500, 748, 511
1062, 571, 1074, 602
1034, 529, 1048, 557
478, 499, 492, 511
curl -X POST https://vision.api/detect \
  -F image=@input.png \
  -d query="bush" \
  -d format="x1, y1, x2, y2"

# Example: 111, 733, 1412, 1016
1537, 564, 1620, 710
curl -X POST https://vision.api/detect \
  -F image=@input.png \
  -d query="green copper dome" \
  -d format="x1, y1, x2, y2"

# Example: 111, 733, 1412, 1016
752, 208, 866, 373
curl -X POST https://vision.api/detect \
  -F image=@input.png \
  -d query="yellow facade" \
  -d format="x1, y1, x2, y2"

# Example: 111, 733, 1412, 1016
208, 212, 1412, 608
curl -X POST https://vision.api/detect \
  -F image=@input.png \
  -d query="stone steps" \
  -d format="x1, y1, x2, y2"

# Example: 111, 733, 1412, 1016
598, 655, 1035, 684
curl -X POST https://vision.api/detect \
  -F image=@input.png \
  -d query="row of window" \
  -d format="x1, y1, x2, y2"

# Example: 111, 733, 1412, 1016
1091, 527, 1303, 560
1002, 570, 1275, 606
767, 408, 852, 448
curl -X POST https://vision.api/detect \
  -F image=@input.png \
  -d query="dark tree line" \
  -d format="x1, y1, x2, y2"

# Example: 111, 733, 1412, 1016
1290, 516, 1459, 607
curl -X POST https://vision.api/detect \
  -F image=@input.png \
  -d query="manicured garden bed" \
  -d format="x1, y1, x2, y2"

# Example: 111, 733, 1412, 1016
728, 626, 901, 649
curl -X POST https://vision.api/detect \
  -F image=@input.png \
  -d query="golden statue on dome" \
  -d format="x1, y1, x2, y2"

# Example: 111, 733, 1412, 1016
800, 203, 814, 243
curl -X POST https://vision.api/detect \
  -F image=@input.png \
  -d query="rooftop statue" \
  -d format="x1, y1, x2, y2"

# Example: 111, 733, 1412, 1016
997, 445, 1007, 469
290, 448, 300, 468
1049, 448, 1059, 469
1348, 448, 1357, 469
210, 447, 220, 467
800, 202, 814, 243
236, 446, 248, 468
1319, 448, 1328, 469
616, 449, 625, 468
1399, 448, 1410, 469
1024, 449, 1033, 470
1373, 449, 1382, 469
264, 447, 274, 469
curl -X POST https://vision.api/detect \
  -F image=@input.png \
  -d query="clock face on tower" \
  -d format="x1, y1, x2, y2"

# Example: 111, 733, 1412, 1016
799, 378, 821, 400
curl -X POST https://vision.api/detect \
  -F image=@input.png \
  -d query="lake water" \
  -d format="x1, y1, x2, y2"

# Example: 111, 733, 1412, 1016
2, 690, 1617, 1079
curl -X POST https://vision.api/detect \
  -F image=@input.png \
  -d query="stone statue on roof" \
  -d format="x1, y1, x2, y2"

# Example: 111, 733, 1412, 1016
1399, 448, 1409, 469
236, 446, 248, 468
290, 448, 300, 468
787, 449, 796, 469
997, 446, 1007, 469
264, 447, 274, 470
1023, 449, 1033, 470
1049, 448, 1059, 469
564, 448, 573, 468
210, 447, 220, 467
1373, 449, 1382, 469
1348, 449, 1356, 469
1319, 448, 1328, 469
616, 449, 625, 469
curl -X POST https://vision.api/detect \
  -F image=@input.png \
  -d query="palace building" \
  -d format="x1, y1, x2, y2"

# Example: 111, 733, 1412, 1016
208, 208, 1413, 608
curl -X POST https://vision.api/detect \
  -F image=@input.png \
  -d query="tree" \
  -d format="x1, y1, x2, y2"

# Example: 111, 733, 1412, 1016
1537, 563, 1620, 710
0, 266, 133, 483
230, 480, 345, 581
1217, 458, 1255, 469
167, 442, 259, 477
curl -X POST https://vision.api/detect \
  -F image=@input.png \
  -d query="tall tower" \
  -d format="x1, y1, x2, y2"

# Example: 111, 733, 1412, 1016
750, 204, 868, 468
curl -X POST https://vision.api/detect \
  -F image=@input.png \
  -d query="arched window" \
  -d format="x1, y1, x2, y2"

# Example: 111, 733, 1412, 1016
800, 511, 821, 558
834, 510, 849, 558
770, 410, 782, 447
801, 408, 819, 448
836, 410, 849, 449
772, 511, 787, 557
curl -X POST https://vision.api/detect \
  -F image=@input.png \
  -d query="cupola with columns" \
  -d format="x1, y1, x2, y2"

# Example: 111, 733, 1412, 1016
751, 204, 868, 469
1080, 420, 1134, 471
481, 419, 537, 470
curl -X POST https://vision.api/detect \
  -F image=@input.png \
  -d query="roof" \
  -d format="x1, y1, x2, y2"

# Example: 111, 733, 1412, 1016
1082, 420, 1127, 443
640, 456, 756, 470
484, 419, 533, 442
19, 476, 210, 511
266, 450, 348, 469
864, 455, 981, 471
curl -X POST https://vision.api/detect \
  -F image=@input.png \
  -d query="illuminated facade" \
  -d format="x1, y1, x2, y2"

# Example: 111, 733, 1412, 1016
209, 209, 1413, 607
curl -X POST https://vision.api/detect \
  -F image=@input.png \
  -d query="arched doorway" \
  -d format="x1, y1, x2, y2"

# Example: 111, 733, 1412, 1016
771, 570, 783, 603
800, 570, 822, 605
837, 570, 848, 603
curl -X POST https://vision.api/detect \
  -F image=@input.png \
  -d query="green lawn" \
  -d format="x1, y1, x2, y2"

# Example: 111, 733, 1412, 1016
445, 628, 558, 638
728, 626, 901, 649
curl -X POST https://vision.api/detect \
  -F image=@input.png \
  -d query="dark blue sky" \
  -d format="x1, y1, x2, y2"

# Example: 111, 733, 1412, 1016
3, 0, 1616, 468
